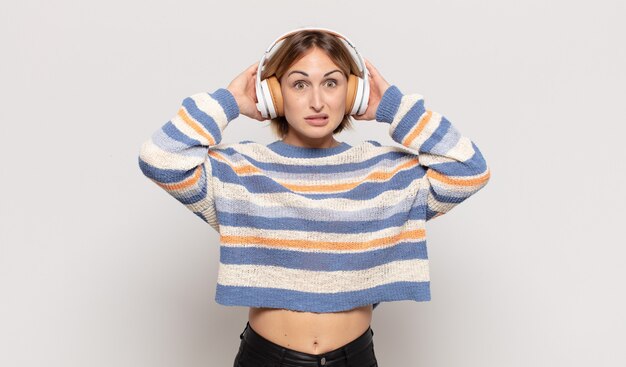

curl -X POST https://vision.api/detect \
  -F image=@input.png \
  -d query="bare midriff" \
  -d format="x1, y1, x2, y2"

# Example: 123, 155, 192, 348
248, 304, 373, 355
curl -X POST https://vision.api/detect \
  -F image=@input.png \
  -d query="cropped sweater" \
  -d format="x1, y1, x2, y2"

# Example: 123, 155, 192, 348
138, 85, 490, 313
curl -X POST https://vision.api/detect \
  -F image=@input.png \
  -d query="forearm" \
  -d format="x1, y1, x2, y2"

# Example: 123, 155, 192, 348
376, 85, 491, 219
137, 88, 240, 229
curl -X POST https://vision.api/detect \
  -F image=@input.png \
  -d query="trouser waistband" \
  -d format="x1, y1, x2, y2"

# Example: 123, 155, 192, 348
239, 321, 374, 366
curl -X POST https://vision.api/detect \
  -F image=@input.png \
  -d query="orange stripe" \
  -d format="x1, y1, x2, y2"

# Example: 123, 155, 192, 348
427, 167, 491, 187
234, 165, 263, 175
281, 159, 421, 192
209, 157, 421, 193
404, 110, 433, 147
208, 146, 489, 191
363, 159, 419, 181
208, 150, 221, 159
178, 107, 216, 145
220, 229, 426, 251
155, 164, 203, 190
208, 150, 263, 175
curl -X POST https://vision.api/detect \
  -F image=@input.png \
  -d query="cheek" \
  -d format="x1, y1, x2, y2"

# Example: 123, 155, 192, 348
283, 94, 308, 114
335, 85, 348, 106
332, 97, 346, 116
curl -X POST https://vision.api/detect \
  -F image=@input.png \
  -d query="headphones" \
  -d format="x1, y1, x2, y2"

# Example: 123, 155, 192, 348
255, 27, 370, 120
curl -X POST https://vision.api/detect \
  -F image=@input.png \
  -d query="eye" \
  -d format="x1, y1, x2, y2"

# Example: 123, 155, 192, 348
325, 79, 338, 87
293, 81, 307, 90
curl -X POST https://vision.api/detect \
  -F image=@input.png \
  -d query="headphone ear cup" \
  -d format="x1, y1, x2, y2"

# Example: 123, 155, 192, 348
258, 78, 274, 119
350, 74, 368, 116
266, 76, 284, 117
345, 74, 358, 115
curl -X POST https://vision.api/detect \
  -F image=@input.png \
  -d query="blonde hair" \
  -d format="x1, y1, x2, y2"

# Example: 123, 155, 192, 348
260, 30, 363, 138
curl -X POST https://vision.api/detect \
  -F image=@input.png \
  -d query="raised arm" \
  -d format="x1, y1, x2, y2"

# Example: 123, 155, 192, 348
375, 85, 491, 221
138, 63, 266, 232
137, 88, 240, 231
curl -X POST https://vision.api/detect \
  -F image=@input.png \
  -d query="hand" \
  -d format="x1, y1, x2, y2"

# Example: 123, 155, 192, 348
353, 59, 391, 121
227, 62, 267, 122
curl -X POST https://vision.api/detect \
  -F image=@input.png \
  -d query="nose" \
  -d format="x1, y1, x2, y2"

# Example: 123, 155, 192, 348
309, 87, 324, 112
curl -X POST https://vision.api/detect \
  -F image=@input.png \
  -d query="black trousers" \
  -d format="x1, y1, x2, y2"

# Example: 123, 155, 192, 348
233, 321, 378, 367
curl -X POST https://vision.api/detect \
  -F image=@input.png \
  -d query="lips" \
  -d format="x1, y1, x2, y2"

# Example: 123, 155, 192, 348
304, 116, 329, 126
305, 113, 329, 126
305, 114, 329, 119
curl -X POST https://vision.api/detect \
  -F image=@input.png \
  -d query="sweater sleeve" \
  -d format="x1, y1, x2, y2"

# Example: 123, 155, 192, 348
138, 88, 240, 232
375, 85, 490, 221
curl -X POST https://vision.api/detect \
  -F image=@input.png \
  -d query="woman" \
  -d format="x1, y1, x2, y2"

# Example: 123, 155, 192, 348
138, 28, 490, 367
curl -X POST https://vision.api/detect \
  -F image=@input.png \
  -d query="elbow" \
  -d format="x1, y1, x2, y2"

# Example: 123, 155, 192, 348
138, 140, 158, 180
469, 141, 490, 186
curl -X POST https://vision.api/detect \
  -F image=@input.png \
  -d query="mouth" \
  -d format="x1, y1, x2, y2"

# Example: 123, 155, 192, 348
304, 115, 329, 126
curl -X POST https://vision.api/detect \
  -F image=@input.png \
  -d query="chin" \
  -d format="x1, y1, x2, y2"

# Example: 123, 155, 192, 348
299, 131, 329, 140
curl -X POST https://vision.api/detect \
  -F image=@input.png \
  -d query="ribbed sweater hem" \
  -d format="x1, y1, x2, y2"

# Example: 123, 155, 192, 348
215, 281, 431, 312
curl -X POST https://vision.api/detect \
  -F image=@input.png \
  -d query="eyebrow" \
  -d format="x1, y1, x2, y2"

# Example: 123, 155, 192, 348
287, 69, 343, 78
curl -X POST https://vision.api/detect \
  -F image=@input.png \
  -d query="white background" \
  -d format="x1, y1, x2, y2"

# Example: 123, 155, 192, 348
1, 0, 624, 366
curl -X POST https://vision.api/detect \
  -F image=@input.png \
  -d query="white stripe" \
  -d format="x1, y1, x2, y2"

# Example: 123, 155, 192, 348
218, 218, 426, 251
419, 136, 476, 166
232, 140, 380, 165
392, 107, 444, 150
216, 258, 430, 292
214, 175, 421, 212
388, 94, 423, 132
188, 92, 230, 131
225, 155, 418, 188
139, 139, 207, 172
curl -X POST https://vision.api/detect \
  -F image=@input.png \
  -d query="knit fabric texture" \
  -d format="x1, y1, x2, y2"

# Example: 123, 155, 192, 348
138, 85, 490, 313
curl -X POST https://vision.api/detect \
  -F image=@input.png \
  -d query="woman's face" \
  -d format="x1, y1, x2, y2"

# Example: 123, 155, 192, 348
279, 47, 348, 143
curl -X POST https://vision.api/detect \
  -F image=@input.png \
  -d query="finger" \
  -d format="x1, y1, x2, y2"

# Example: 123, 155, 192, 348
365, 59, 378, 75
364, 58, 372, 70
247, 62, 259, 74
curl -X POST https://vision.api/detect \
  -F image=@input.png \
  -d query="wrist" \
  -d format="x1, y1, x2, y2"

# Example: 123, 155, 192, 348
375, 85, 403, 124
226, 87, 238, 103
213, 88, 240, 121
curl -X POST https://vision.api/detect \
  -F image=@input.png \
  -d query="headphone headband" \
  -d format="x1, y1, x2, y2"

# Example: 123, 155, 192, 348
263, 27, 357, 54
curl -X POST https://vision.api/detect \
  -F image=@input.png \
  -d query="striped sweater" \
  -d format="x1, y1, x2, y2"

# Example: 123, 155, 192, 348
138, 85, 490, 313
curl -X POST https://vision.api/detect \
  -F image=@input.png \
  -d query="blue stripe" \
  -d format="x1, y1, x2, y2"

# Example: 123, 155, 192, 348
430, 118, 461, 155
375, 85, 403, 123
138, 157, 196, 183
182, 96, 222, 143
218, 206, 424, 232
216, 281, 431, 313
173, 162, 210, 205
391, 98, 426, 143
428, 184, 469, 205
137, 157, 210, 205
162, 121, 202, 146
211, 88, 240, 121
423, 144, 488, 177
151, 127, 206, 158
212, 159, 426, 199
470, 140, 488, 173
218, 146, 408, 174
421, 115, 451, 152
215, 194, 421, 223
220, 241, 428, 270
